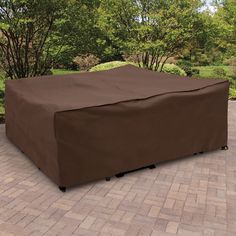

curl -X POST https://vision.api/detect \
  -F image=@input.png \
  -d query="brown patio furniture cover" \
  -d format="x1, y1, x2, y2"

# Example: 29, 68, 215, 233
5, 65, 229, 188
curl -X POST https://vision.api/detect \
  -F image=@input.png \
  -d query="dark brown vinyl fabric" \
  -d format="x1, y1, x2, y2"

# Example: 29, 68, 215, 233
5, 65, 229, 187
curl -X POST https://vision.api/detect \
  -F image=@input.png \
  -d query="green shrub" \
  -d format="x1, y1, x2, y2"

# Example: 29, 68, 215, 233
196, 53, 210, 66
176, 59, 193, 68
180, 65, 200, 77
176, 60, 200, 77
0, 97, 4, 122
229, 88, 236, 100
90, 61, 135, 72
0, 90, 4, 99
183, 66, 193, 76
223, 58, 231, 66
162, 64, 187, 76
231, 57, 236, 76
191, 68, 200, 76
213, 68, 226, 77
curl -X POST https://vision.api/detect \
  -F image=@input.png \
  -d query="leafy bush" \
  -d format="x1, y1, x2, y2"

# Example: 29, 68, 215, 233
162, 64, 187, 76
176, 60, 200, 77
176, 60, 191, 76
181, 65, 193, 76
229, 88, 236, 100
223, 58, 232, 66
0, 95, 4, 123
191, 68, 200, 76
53, 51, 79, 70
73, 54, 100, 71
213, 68, 226, 77
0, 71, 5, 80
195, 53, 210, 66
0, 90, 4, 99
230, 57, 236, 76
180, 65, 200, 77
0, 85, 5, 119
176, 59, 193, 67
90, 61, 135, 72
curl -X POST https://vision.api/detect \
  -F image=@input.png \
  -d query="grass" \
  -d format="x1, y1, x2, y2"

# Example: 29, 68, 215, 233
194, 65, 234, 78
51, 69, 79, 75
195, 65, 236, 98
0, 79, 4, 90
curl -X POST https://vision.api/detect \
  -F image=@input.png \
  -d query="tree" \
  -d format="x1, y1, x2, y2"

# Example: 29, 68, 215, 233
49, 0, 103, 69
214, 0, 236, 57
98, 0, 202, 71
0, 0, 65, 79
180, 11, 222, 66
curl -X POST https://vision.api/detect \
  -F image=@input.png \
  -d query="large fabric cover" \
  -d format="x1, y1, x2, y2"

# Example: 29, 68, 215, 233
5, 65, 229, 188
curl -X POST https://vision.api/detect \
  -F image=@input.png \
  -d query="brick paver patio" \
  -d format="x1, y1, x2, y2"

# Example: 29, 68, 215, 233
0, 102, 236, 236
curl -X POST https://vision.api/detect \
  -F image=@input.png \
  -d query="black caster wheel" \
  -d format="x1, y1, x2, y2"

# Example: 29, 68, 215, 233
221, 146, 228, 150
149, 164, 156, 169
59, 186, 66, 192
105, 177, 111, 181
115, 173, 125, 178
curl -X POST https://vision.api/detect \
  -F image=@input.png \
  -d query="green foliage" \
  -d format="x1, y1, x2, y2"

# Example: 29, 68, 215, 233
215, 0, 236, 54
190, 12, 223, 65
0, 98, 4, 122
195, 53, 211, 66
195, 66, 234, 78
177, 60, 193, 68
0, 90, 4, 99
179, 5, 236, 66
98, 0, 202, 71
226, 77, 236, 99
162, 64, 187, 76
195, 65, 236, 98
191, 68, 200, 76
229, 88, 236, 99
176, 60, 199, 77
90, 61, 136, 72
213, 68, 227, 77
50, 0, 102, 69
230, 57, 236, 76
0, 0, 66, 79
0, 80, 4, 93
0, 22, 9, 30
52, 69, 79, 75
182, 65, 199, 77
